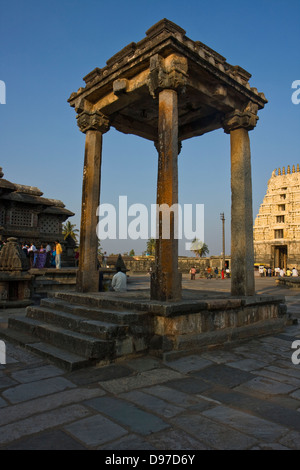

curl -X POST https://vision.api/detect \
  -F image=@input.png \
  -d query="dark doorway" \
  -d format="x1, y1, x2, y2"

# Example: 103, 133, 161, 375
274, 245, 287, 271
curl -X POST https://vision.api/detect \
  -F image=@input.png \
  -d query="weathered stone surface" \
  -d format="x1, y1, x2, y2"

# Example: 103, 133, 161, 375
119, 390, 183, 418
77, 130, 105, 293
2, 376, 76, 404
202, 405, 288, 442
99, 368, 183, 394
0, 404, 90, 446
229, 128, 255, 296
64, 414, 127, 447
85, 396, 169, 435
170, 412, 258, 449
0, 238, 29, 271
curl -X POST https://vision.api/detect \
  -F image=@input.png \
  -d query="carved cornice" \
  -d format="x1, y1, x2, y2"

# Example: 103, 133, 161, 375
76, 111, 110, 134
223, 102, 259, 134
147, 54, 188, 98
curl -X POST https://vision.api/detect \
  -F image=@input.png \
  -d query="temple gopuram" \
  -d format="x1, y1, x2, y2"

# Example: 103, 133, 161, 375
254, 165, 300, 270
0, 167, 74, 247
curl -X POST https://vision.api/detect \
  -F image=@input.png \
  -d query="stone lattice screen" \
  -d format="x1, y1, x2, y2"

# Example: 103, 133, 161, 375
10, 209, 33, 227
39, 215, 60, 234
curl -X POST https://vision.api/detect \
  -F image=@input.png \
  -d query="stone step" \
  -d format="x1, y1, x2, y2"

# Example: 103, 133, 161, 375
26, 342, 92, 371
26, 305, 129, 339
40, 297, 145, 325
0, 327, 92, 371
8, 316, 114, 360
33, 278, 76, 284
49, 291, 139, 312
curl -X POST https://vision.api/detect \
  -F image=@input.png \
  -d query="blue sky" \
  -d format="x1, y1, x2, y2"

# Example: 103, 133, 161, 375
1, 0, 299, 256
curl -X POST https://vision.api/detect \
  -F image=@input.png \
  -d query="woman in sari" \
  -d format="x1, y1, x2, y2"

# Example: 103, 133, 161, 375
36, 245, 47, 268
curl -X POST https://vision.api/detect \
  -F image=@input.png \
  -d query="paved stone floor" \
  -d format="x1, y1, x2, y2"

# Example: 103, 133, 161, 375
0, 276, 299, 451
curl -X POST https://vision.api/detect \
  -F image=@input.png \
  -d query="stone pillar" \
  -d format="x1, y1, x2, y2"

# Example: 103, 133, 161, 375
76, 111, 110, 292
224, 104, 258, 296
151, 89, 182, 301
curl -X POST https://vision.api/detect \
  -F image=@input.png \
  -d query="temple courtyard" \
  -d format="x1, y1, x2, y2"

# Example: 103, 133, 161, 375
0, 276, 299, 450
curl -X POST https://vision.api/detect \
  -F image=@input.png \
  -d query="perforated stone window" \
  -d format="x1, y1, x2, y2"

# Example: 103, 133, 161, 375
10, 209, 33, 226
39, 215, 60, 233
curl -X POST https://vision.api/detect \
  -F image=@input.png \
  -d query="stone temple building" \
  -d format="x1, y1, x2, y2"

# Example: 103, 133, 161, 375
0, 168, 74, 248
253, 165, 300, 270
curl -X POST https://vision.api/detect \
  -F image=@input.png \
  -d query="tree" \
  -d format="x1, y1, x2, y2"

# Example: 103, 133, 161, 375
129, 249, 135, 256
190, 238, 209, 258
146, 238, 156, 256
62, 221, 79, 242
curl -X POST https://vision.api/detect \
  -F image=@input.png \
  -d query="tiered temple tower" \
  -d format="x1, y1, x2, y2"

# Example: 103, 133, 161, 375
254, 165, 300, 270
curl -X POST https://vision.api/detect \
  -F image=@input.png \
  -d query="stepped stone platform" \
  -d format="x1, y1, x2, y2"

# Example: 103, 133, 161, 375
0, 286, 288, 371
29, 268, 77, 298
276, 277, 300, 289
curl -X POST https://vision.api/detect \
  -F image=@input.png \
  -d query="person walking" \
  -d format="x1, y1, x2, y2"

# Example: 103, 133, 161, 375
55, 240, 63, 269
190, 266, 196, 280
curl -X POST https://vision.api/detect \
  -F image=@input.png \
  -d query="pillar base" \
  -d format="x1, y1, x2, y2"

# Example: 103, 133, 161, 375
76, 269, 100, 293
150, 271, 182, 302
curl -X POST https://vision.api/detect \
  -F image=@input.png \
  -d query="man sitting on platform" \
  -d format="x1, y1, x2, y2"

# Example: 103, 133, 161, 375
111, 266, 127, 292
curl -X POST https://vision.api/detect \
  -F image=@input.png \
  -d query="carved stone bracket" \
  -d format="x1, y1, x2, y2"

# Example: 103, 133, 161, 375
76, 111, 110, 134
223, 101, 259, 134
147, 54, 188, 98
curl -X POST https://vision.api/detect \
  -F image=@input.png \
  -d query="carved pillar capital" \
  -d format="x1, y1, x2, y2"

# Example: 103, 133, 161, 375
154, 140, 182, 155
223, 102, 259, 134
76, 111, 110, 134
147, 53, 188, 98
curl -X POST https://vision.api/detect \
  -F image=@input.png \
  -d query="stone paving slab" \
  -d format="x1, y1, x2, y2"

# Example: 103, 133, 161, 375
10, 364, 64, 383
4, 429, 87, 450
85, 396, 169, 435
66, 363, 134, 386
234, 376, 297, 396
64, 414, 128, 447
0, 277, 300, 450
165, 355, 213, 374
170, 411, 258, 450
147, 428, 212, 450
254, 368, 300, 387
0, 397, 7, 408
2, 376, 76, 404
163, 376, 212, 395
226, 358, 267, 371
141, 384, 208, 407
0, 387, 106, 426
119, 390, 183, 418
0, 404, 90, 446
202, 405, 288, 442
0, 375, 18, 389
191, 364, 254, 388
98, 434, 157, 450
99, 368, 183, 394
203, 389, 300, 431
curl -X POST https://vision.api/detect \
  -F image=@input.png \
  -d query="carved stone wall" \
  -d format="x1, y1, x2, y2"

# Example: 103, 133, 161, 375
254, 165, 300, 269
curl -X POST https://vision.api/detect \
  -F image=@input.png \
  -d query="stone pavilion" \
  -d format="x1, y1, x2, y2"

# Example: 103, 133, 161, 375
68, 18, 267, 300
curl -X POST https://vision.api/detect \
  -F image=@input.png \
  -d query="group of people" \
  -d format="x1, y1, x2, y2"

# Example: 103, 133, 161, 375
189, 266, 231, 280
275, 266, 299, 278
259, 265, 299, 277
21, 241, 63, 269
